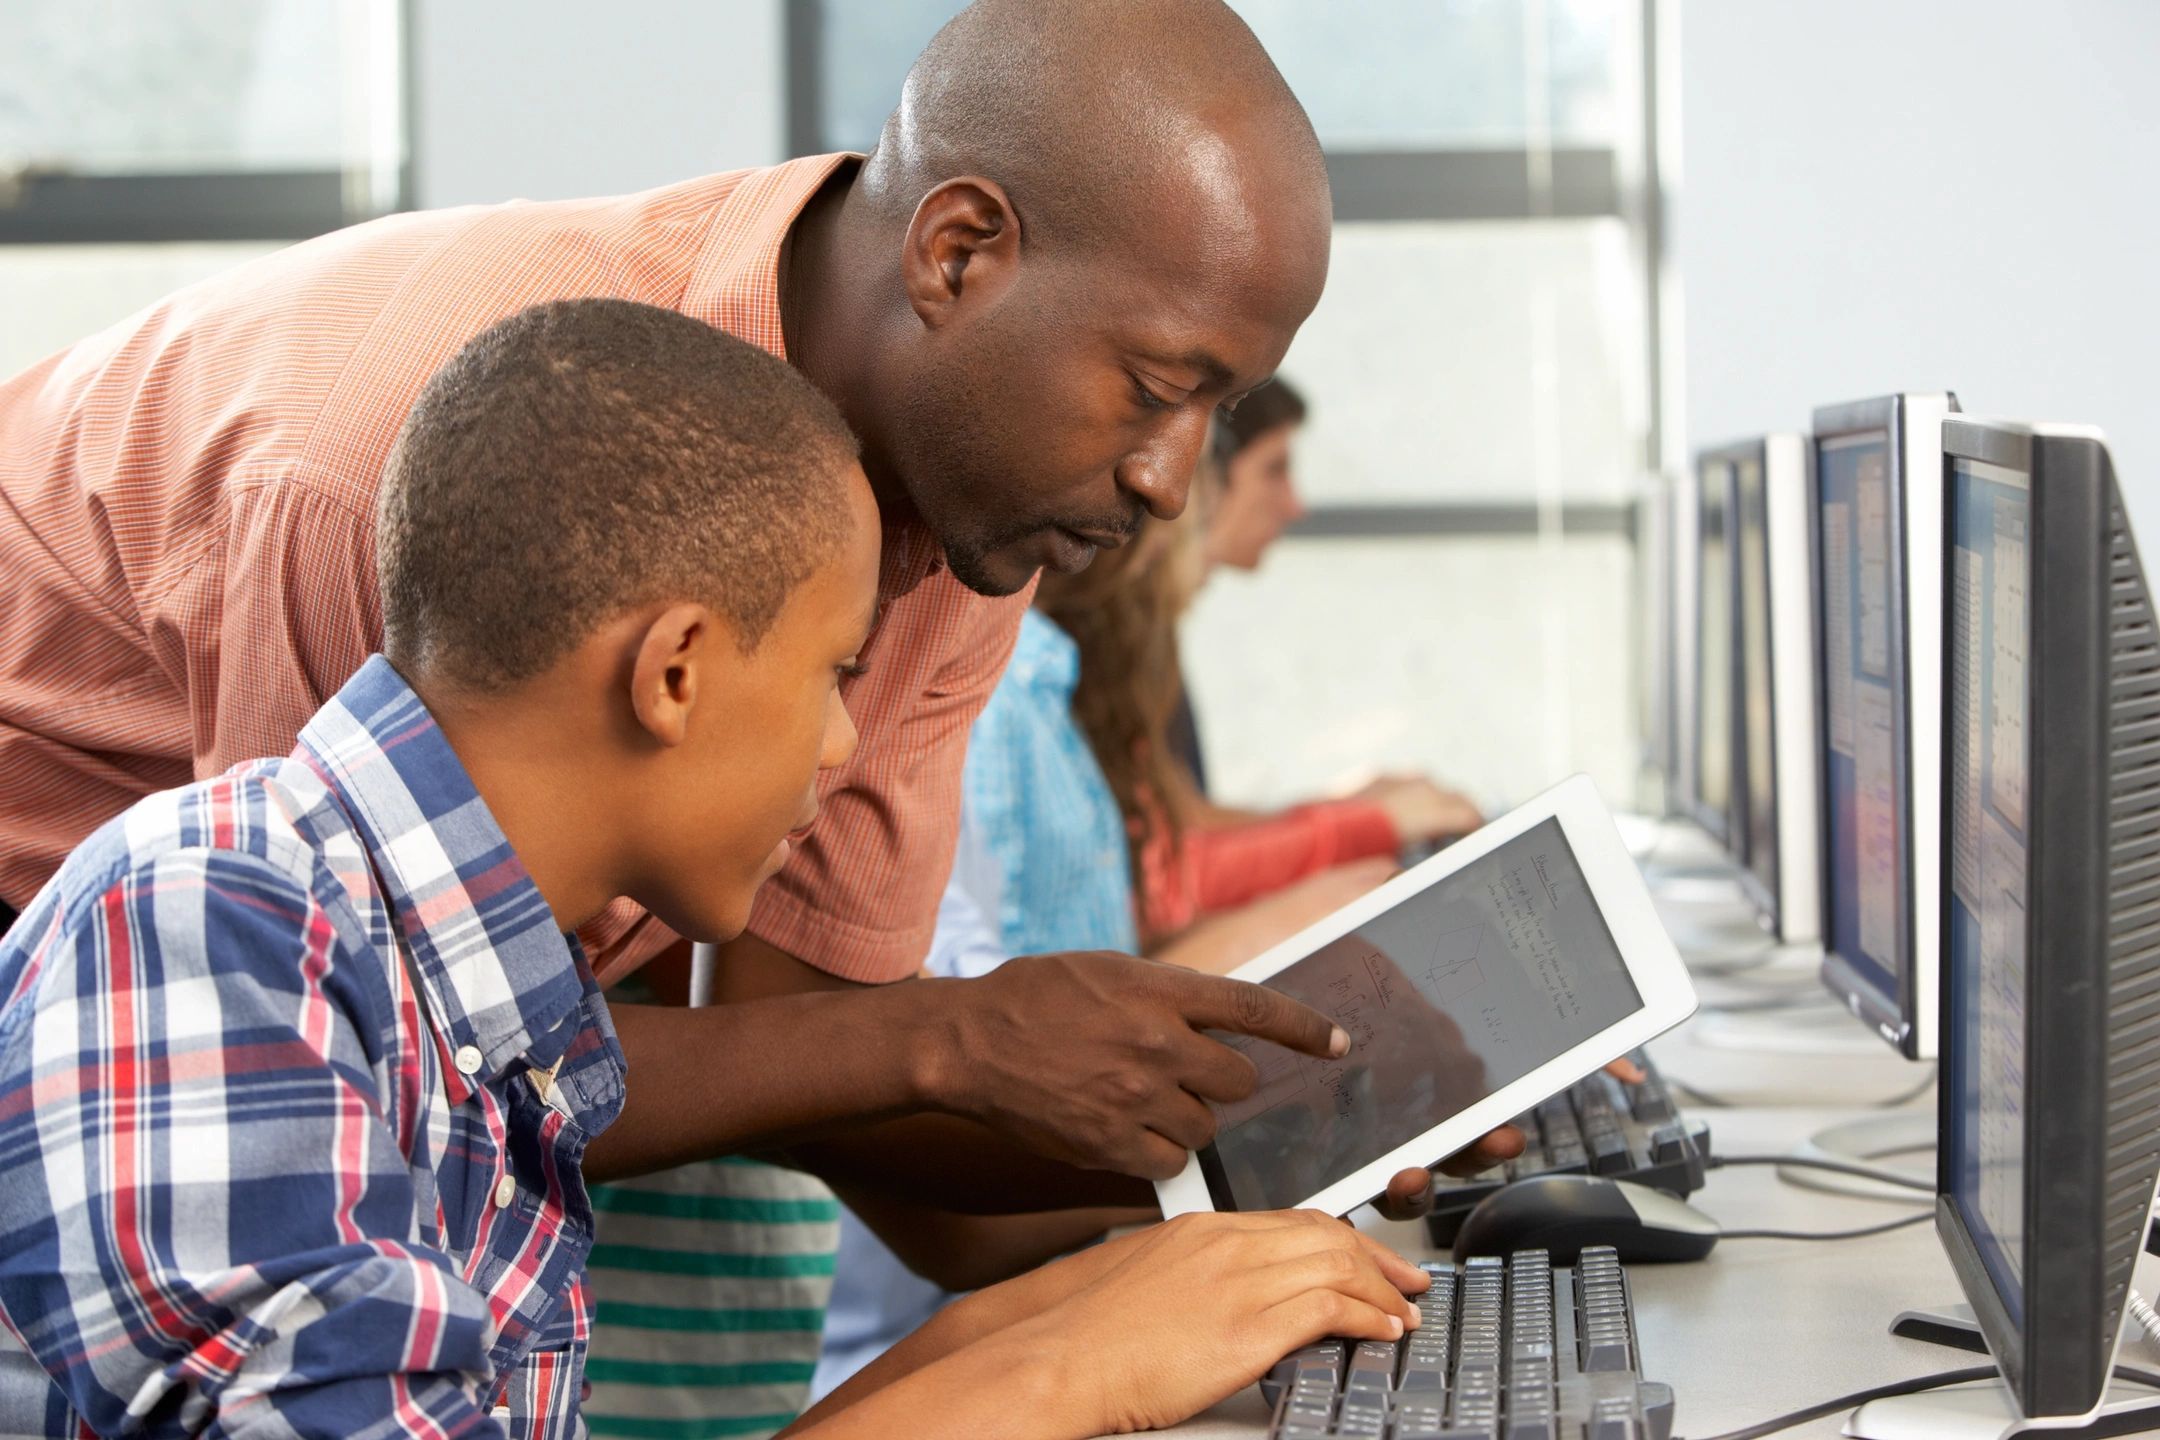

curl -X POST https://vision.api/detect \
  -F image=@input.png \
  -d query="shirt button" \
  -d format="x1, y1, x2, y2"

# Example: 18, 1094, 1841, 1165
455, 1044, 484, 1076
493, 1174, 517, 1209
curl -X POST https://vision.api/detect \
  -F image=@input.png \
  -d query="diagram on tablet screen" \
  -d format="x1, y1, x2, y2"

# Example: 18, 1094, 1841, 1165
1421, 923, 1490, 1005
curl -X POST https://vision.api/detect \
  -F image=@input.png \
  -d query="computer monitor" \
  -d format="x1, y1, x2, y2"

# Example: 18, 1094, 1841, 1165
1669, 466, 1703, 822
1722, 434, 1821, 945
1689, 452, 1737, 848
1639, 473, 1681, 804
1928, 418, 2160, 1422
1811, 392, 1958, 1059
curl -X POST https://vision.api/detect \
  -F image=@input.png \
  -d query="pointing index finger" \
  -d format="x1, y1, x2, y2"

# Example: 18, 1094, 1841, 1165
1166, 971, 1348, 1059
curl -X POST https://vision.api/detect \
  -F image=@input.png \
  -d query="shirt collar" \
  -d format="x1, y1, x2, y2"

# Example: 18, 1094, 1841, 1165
297, 656, 591, 1085
679, 152, 951, 603
680, 151, 854, 365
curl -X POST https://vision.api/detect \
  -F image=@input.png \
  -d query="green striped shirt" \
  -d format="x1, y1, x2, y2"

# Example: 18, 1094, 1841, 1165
583, 1158, 842, 1440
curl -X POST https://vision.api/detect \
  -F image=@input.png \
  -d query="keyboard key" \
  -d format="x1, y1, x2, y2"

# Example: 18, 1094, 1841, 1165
1647, 1123, 1691, 1165
1259, 1245, 1669, 1440
1587, 1129, 1633, 1175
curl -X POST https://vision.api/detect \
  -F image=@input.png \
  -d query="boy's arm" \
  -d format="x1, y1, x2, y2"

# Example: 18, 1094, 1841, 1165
0, 852, 507, 1438
830, 1178, 1152, 1293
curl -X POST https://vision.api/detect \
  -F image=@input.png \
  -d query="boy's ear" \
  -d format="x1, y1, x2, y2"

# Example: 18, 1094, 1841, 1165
628, 603, 723, 748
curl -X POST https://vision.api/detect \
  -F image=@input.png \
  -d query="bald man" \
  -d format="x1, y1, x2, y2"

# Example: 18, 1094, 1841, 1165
0, 5, 1517, 1425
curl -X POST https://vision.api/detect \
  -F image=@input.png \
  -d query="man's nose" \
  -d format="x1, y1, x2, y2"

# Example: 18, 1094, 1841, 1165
1117, 413, 1212, 521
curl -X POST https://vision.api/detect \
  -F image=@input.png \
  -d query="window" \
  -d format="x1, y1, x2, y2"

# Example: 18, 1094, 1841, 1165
788, 0, 1667, 806
0, 0, 407, 243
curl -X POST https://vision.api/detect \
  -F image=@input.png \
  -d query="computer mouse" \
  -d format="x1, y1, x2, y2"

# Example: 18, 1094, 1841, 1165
1452, 1173, 1719, 1264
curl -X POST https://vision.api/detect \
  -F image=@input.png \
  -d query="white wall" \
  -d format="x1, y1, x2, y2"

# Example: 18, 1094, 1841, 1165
410, 0, 785, 208
1675, 0, 2160, 541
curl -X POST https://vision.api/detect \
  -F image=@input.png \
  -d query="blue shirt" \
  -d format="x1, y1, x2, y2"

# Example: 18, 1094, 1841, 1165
811, 611, 1141, 1402
960, 609, 1139, 957
0, 656, 625, 1440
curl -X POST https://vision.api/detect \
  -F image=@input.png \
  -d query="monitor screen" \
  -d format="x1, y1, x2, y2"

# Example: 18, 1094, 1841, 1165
1197, 817, 1645, 1212
1735, 452, 1779, 903
1697, 461, 1734, 836
1817, 431, 1908, 1003
1943, 455, 2032, 1326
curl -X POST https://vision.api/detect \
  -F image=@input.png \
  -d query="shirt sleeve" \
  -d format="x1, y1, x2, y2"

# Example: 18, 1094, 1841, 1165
1140, 800, 1400, 939
922, 806, 1012, 980
744, 576, 1033, 983
0, 851, 506, 1439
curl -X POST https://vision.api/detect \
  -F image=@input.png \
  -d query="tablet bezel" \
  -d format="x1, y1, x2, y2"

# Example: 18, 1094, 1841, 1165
1154, 773, 1697, 1219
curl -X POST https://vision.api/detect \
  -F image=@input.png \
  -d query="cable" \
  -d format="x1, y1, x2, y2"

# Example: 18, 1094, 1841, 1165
1660, 1066, 1936, 1113
1717, 1211, 1932, 1242
1867, 1064, 1941, 1110
2130, 1289, 2160, 1354
1696, 991, 1838, 1016
1680, 1366, 2160, 1440
1679, 1365, 1998, 1440
1708, 1153, 1933, 1192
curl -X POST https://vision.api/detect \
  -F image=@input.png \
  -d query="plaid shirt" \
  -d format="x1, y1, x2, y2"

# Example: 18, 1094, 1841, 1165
0, 656, 625, 1440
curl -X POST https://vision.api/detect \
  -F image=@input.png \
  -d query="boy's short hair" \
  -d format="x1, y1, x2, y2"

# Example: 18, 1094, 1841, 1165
378, 298, 861, 691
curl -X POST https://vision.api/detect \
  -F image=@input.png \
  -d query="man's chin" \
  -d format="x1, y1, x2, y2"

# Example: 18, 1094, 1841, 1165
943, 539, 1047, 598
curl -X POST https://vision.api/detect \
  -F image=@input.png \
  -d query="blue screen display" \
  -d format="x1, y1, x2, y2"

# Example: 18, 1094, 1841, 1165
1816, 432, 1907, 1008
1943, 457, 2031, 1324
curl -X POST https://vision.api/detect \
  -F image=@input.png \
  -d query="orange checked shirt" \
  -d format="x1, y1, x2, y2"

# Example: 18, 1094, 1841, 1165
0, 154, 1030, 985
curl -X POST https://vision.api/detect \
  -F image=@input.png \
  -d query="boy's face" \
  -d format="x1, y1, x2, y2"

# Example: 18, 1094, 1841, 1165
640, 467, 881, 941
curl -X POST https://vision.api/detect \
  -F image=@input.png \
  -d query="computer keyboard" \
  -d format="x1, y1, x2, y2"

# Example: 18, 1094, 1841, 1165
1424, 1051, 1711, 1248
1260, 1247, 1675, 1440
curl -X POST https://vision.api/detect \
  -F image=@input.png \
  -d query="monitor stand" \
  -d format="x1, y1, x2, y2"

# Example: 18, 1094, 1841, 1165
1690, 990, 1894, 1057
1781, 1111, 1936, 1201
1846, 1248, 2160, 1438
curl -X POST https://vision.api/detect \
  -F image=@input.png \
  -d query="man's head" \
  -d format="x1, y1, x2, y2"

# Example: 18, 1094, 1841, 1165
378, 299, 880, 940
1206, 375, 1309, 571
825, 0, 1332, 596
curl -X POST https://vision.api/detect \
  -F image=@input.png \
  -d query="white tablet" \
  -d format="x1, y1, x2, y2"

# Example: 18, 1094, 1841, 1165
1156, 774, 1696, 1219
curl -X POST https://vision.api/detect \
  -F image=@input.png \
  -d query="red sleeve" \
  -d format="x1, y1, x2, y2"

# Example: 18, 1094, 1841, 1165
1141, 800, 1399, 939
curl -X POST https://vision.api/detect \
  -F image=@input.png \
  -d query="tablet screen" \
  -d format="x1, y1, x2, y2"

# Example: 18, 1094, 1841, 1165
1197, 817, 1643, 1212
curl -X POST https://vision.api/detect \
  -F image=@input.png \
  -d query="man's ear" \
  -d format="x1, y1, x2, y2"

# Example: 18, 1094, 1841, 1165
628, 603, 724, 748
901, 176, 1023, 329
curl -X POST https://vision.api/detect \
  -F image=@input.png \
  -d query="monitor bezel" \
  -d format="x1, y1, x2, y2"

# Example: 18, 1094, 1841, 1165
1811, 393, 1955, 1059
1703, 437, 1777, 917
1763, 434, 1823, 946
1689, 448, 1742, 849
1933, 418, 2121, 1420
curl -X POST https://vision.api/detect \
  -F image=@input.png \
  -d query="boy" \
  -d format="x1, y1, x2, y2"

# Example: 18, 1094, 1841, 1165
0, 300, 1423, 1438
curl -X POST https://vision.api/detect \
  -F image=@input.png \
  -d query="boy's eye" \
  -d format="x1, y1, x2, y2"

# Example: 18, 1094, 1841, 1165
839, 661, 869, 681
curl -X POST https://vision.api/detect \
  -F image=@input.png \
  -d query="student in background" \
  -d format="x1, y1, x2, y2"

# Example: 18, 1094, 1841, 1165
1146, 378, 1486, 938
974, 462, 1395, 969
0, 300, 1432, 1440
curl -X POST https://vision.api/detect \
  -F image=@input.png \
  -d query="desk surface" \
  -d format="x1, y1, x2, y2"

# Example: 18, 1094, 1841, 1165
1122, 943, 1971, 1440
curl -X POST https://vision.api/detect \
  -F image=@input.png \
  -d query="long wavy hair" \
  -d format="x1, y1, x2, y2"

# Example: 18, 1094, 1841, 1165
1033, 455, 1217, 887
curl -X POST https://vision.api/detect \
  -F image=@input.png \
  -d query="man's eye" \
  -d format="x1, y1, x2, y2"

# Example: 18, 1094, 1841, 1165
1128, 373, 1173, 412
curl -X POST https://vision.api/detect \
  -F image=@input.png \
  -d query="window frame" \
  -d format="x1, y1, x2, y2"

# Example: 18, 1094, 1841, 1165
782, 0, 1668, 543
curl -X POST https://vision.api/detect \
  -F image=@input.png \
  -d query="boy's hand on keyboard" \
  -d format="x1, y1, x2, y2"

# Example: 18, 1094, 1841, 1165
985, 1209, 1428, 1435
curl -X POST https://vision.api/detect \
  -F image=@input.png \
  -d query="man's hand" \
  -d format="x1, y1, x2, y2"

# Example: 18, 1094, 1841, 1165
922, 952, 1349, 1180
1367, 1055, 1651, 1220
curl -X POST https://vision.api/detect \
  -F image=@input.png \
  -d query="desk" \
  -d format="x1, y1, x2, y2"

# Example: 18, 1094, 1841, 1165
1124, 963, 1969, 1440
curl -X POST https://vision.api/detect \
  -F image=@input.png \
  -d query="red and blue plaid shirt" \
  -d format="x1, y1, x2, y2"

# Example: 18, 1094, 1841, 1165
0, 655, 626, 1439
